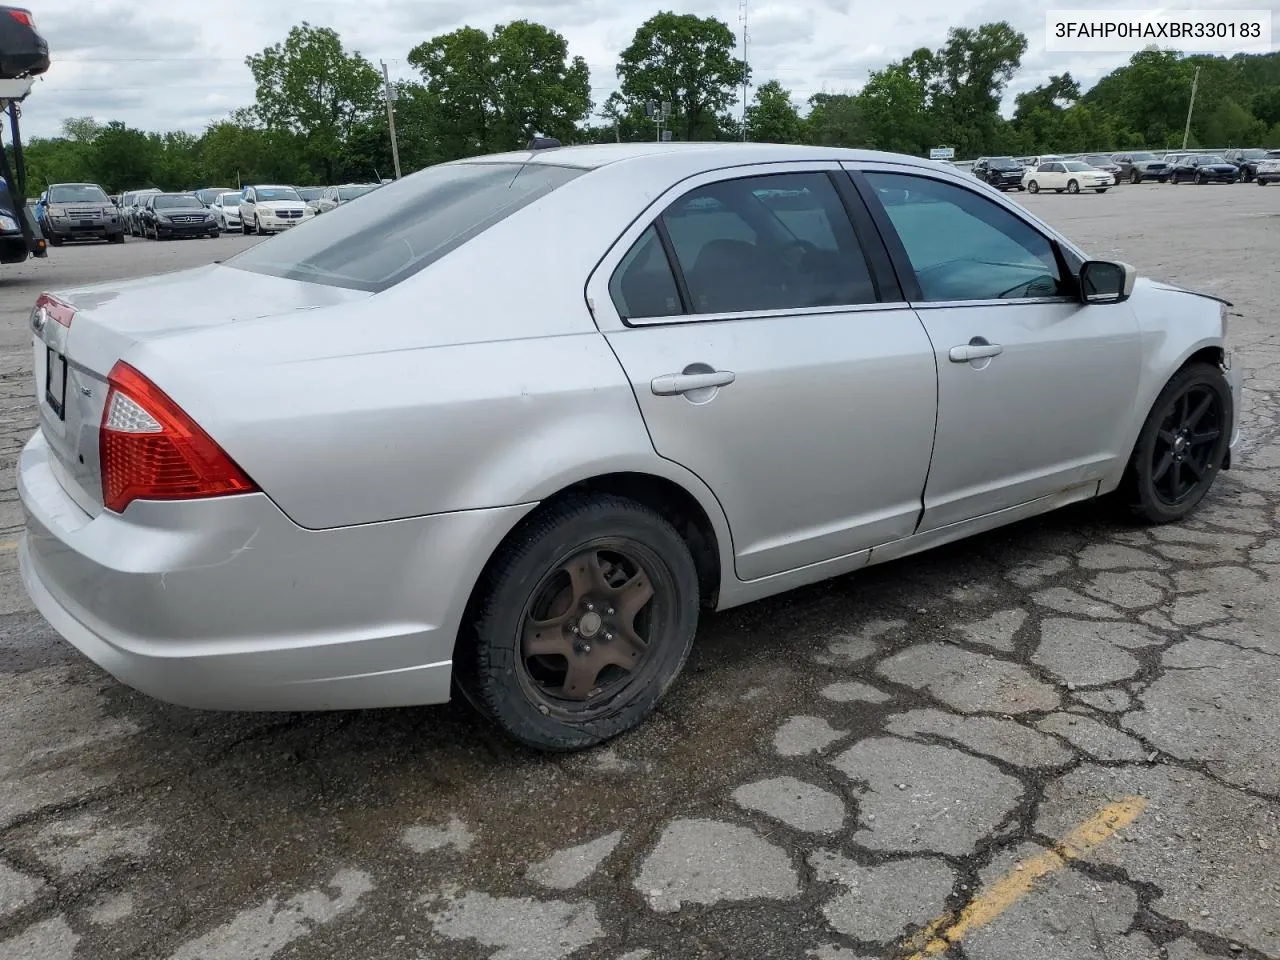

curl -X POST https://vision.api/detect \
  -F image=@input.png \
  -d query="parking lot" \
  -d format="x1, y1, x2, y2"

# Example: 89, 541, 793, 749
1, 183, 1278, 960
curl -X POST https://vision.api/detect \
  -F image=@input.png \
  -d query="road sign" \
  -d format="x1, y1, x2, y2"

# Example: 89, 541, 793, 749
929, 147, 956, 160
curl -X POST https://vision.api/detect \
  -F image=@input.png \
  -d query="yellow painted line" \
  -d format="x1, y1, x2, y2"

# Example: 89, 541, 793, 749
902, 796, 1147, 958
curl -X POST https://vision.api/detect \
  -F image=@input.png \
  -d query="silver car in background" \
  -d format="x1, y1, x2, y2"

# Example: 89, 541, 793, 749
209, 191, 243, 232
18, 143, 1241, 752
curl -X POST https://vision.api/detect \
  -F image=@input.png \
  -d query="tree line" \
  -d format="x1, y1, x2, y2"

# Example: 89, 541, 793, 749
12, 13, 1280, 194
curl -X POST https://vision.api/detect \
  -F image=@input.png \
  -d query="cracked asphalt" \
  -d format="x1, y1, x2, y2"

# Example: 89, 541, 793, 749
1, 185, 1278, 960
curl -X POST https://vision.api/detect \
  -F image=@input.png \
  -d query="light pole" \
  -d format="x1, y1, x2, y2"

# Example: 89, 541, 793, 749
1181, 65, 1200, 151
381, 60, 402, 180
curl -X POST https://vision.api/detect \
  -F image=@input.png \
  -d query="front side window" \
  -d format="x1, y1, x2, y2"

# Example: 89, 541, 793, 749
657, 171, 876, 314
865, 171, 1067, 303
227, 161, 583, 293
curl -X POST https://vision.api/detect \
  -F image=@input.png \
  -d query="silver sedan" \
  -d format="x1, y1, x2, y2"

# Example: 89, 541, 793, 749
17, 143, 1242, 751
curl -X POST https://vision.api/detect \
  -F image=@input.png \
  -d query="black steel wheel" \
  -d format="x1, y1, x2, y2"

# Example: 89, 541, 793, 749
457, 495, 700, 751
1124, 362, 1231, 524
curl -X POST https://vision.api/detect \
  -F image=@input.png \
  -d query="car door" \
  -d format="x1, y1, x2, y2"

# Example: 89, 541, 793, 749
587, 163, 939, 581
847, 165, 1143, 531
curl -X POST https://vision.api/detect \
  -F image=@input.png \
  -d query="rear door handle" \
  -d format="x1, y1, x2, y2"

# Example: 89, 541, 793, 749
949, 342, 1004, 362
651, 370, 736, 396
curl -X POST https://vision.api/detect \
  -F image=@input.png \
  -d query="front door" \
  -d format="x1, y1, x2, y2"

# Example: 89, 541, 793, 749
590, 164, 939, 581
854, 167, 1142, 532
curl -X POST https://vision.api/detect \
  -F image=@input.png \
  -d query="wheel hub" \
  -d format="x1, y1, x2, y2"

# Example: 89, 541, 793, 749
577, 610, 603, 639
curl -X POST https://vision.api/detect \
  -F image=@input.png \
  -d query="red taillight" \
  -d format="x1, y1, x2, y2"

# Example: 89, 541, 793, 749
99, 361, 257, 513
7, 9, 32, 26
35, 292, 75, 328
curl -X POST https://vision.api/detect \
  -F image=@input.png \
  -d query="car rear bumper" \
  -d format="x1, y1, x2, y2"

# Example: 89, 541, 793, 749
17, 428, 532, 712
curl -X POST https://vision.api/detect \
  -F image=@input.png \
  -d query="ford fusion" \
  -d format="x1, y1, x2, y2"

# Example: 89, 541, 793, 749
17, 143, 1242, 751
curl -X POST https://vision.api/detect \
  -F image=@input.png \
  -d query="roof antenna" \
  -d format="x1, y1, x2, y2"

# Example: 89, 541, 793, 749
527, 136, 562, 150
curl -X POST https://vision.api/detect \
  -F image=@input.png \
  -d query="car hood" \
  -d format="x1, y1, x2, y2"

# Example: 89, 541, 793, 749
1142, 277, 1232, 308
153, 206, 208, 215
256, 200, 306, 210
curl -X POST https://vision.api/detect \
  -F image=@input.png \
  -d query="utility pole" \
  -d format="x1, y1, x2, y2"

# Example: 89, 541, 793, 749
381, 60, 402, 180
1181, 65, 1200, 151
739, 0, 750, 141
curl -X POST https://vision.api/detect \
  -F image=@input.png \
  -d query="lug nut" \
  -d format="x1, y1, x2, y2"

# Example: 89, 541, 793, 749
586, 602, 594, 611
605, 632, 614, 641
607, 607, 615, 615
581, 644, 591, 653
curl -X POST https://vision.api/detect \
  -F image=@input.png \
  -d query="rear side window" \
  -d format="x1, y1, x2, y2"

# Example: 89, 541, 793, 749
227, 162, 583, 292
609, 225, 682, 320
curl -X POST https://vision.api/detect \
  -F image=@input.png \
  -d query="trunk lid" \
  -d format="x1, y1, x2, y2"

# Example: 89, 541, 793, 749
31, 264, 370, 515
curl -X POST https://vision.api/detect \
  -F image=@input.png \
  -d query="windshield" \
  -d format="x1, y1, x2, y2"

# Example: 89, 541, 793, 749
296, 187, 323, 201
227, 161, 584, 293
49, 184, 108, 204
1130, 152, 1156, 161
154, 194, 201, 209
1241, 149, 1267, 159
1200, 156, 1227, 165
1063, 162, 1094, 171
1085, 156, 1112, 165
338, 184, 377, 201
988, 158, 1021, 170
1267, 151, 1280, 159
255, 187, 302, 202
217, 193, 241, 207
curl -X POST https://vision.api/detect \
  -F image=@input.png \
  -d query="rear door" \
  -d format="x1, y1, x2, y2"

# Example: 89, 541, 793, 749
845, 163, 1142, 531
587, 162, 939, 582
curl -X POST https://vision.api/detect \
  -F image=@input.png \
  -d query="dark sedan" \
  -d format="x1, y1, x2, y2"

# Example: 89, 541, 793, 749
1083, 155, 1122, 184
1224, 148, 1269, 182
1169, 155, 1239, 184
140, 192, 220, 239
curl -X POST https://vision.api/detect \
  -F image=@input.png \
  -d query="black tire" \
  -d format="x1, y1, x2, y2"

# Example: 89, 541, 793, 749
1123, 362, 1232, 524
46, 231, 62, 247
455, 494, 700, 752
1158, 176, 1168, 184
108, 231, 124, 244
1067, 179, 1080, 194
1259, 178, 1269, 186
1130, 170, 1142, 184
1027, 180, 1039, 194
1095, 188, 1108, 193
241, 218, 251, 235
1195, 172, 1204, 185
1170, 171, 1180, 185
253, 216, 261, 235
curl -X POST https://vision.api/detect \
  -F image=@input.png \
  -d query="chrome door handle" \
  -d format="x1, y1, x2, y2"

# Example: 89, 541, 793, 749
949, 342, 1004, 362
650, 370, 736, 396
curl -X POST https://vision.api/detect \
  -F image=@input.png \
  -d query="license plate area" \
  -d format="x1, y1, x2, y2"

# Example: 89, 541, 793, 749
45, 347, 67, 420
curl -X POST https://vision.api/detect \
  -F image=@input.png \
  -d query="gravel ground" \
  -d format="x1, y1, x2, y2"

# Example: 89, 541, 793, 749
0, 184, 1278, 960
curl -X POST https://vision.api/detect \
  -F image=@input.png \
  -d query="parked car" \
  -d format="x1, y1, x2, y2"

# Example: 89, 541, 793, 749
1168, 155, 1239, 185
39, 182, 124, 245
1253, 150, 1280, 185
1022, 160, 1113, 194
210, 191, 243, 231
193, 186, 236, 208
1223, 148, 1269, 182
316, 182, 379, 214
295, 186, 324, 214
15, 143, 1242, 751
1082, 155, 1122, 184
139, 192, 220, 239
970, 156, 1026, 191
122, 189, 160, 236
239, 184, 313, 234
1111, 152, 1170, 184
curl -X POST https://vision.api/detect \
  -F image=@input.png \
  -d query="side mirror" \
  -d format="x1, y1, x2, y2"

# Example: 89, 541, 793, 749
1079, 260, 1136, 305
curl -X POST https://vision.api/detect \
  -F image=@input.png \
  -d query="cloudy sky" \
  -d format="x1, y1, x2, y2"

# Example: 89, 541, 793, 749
18, 0, 1267, 139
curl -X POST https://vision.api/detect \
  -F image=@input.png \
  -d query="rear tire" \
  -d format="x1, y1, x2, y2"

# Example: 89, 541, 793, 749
1122, 362, 1232, 525
455, 495, 700, 752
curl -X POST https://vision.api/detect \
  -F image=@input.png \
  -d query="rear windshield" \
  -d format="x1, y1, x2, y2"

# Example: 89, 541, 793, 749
296, 187, 322, 200
49, 184, 108, 203
338, 184, 377, 201
1063, 162, 1094, 171
226, 161, 584, 293
154, 194, 201, 209
217, 194, 241, 206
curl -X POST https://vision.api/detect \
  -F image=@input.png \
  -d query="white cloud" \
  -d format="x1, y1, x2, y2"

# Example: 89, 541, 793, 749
17, 0, 1260, 138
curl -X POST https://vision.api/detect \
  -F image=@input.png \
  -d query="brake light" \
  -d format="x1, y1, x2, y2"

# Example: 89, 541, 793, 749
7, 9, 32, 26
34, 292, 75, 328
99, 361, 257, 513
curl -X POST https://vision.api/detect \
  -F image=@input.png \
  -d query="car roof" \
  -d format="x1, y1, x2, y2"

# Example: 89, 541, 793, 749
458, 141, 960, 174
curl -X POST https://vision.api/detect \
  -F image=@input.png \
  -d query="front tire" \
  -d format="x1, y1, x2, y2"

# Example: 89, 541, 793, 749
1123, 362, 1232, 524
1067, 179, 1080, 194
455, 495, 700, 752
1027, 180, 1039, 194
1130, 170, 1142, 184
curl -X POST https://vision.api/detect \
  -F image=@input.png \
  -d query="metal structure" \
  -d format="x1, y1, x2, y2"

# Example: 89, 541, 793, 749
0, 75, 46, 258
739, 0, 749, 141
380, 60, 401, 181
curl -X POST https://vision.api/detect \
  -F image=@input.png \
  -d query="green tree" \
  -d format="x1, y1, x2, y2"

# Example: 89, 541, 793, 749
932, 22, 1028, 155
857, 61, 937, 154
245, 22, 382, 182
89, 122, 160, 192
745, 80, 805, 143
61, 116, 102, 143
1202, 96, 1266, 146
408, 20, 591, 158
805, 93, 866, 147
615, 12, 748, 142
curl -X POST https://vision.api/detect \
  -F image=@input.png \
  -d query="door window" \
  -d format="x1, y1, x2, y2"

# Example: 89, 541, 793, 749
658, 172, 876, 314
608, 225, 683, 320
864, 171, 1067, 303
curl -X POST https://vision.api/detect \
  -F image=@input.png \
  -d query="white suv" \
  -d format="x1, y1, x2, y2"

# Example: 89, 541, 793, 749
239, 185, 313, 235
